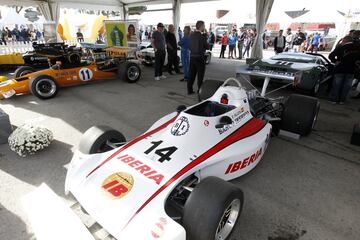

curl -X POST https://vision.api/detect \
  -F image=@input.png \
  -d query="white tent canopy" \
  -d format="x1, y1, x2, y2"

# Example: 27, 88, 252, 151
0, 8, 30, 27
295, 9, 345, 23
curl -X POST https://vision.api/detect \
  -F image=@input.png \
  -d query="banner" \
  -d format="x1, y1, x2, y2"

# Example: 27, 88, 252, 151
104, 20, 139, 48
43, 22, 57, 43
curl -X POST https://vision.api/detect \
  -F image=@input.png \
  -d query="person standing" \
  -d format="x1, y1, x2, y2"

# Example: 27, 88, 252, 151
228, 29, 237, 59
178, 27, 183, 41
178, 26, 191, 82
284, 28, 293, 52
76, 29, 84, 42
166, 24, 180, 75
0, 28, 6, 45
243, 32, 252, 58
208, 30, 215, 51
309, 32, 320, 53
328, 35, 360, 104
219, 32, 228, 58
293, 27, 306, 52
152, 22, 167, 81
188, 20, 209, 95
273, 29, 286, 54
237, 27, 246, 59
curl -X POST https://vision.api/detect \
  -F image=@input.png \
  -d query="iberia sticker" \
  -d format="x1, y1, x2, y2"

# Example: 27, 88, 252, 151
101, 172, 134, 199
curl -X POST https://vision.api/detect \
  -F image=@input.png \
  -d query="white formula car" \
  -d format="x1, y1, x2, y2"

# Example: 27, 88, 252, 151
65, 78, 319, 240
137, 41, 212, 66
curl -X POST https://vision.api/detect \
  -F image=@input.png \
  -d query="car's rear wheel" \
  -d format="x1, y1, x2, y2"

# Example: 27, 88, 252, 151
15, 66, 35, 78
281, 94, 320, 136
309, 73, 322, 96
118, 62, 141, 83
79, 125, 126, 154
182, 177, 244, 240
29, 75, 58, 99
198, 79, 223, 102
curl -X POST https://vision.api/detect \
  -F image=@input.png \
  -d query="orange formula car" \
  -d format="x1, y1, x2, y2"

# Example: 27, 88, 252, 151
0, 49, 141, 100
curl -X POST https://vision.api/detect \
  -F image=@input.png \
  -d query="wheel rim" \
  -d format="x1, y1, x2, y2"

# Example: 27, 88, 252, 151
215, 199, 241, 240
127, 66, 140, 81
35, 79, 56, 97
20, 70, 33, 76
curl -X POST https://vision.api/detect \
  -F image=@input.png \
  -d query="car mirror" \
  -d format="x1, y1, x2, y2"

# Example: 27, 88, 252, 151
177, 105, 187, 113
215, 116, 233, 129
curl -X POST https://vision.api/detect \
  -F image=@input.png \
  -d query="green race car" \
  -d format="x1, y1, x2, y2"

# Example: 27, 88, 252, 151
244, 52, 334, 96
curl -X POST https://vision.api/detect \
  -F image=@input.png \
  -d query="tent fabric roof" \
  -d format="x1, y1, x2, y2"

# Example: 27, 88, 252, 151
0, 8, 30, 26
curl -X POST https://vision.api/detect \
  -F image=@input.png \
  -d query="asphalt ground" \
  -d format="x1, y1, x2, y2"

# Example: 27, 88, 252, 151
0, 48, 359, 240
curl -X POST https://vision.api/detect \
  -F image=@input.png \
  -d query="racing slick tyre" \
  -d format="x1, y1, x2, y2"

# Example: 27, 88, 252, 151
309, 73, 322, 96
29, 75, 58, 100
182, 177, 244, 240
198, 79, 223, 102
281, 94, 320, 136
15, 66, 35, 78
79, 125, 126, 154
249, 76, 264, 87
118, 62, 141, 83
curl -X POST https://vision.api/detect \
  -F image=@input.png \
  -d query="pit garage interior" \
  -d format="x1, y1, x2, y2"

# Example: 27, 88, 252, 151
0, 1, 359, 240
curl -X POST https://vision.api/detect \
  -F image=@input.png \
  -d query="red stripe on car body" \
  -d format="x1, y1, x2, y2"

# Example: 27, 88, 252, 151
124, 117, 266, 229
86, 115, 178, 178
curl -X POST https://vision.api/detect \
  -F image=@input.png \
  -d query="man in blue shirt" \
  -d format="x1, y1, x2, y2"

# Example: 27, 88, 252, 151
310, 32, 320, 53
228, 29, 237, 59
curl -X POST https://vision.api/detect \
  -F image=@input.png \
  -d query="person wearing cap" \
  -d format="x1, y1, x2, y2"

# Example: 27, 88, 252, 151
188, 20, 209, 95
152, 23, 167, 81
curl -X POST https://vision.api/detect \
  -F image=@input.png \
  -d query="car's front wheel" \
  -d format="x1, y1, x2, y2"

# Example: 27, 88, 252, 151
182, 177, 244, 240
79, 126, 126, 154
118, 62, 141, 83
29, 75, 58, 99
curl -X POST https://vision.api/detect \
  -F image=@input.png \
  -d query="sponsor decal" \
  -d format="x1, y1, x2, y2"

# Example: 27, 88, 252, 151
225, 148, 262, 174
204, 120, 209, 127
218, 111, 250, 134
171, 116, 189, 136
79, 68, 93, 81
101, 172, 134, 199
117, 155, 164, 185
151, 217, 168, 238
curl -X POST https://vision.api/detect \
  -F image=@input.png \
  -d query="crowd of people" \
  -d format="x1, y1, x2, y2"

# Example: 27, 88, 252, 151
0, 26, 43, 45
219, 27, 257, 59
151, 21, 209, 95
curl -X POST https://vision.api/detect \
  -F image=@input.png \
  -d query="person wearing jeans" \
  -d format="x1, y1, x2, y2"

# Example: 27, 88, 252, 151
329, 74, 354, 103
178, 26, 191, 82
328, 34, 360, 103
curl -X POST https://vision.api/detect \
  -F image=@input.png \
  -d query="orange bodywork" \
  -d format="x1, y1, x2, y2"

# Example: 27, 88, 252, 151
0, 61, 117, 99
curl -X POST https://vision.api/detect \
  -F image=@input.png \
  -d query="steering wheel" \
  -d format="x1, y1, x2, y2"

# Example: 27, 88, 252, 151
221, 78, 243, 88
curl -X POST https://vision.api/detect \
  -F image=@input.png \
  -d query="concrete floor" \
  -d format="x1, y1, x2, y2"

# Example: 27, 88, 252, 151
0, 52, 359, 240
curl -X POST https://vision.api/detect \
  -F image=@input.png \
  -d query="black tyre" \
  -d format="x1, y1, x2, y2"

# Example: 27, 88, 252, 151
29, 75, 58, 99
182, 177, 244, 240
309, 73, 322, 96
79, 125, 126, 154
281, 94, 320, 136
15, 66, 35, 78
198, 79, 223, 102
67, 53, 81, 64
118, 62, 141, 83
249, 76, 264, 87
205, 53, 212, 65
